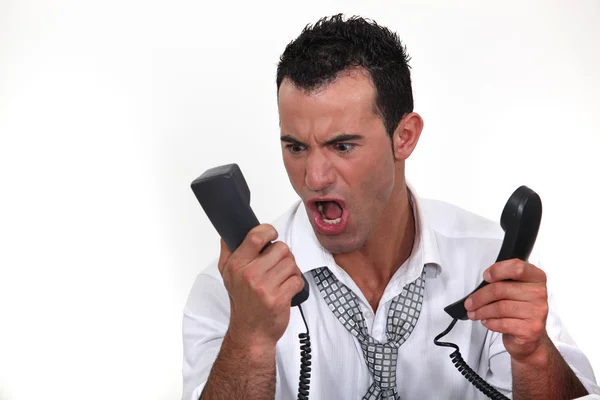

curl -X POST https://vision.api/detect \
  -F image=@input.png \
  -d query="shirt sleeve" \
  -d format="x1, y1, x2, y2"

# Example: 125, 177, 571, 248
545, 289, 600, 394
182, 264, 230, 400
484, 256, 600, 397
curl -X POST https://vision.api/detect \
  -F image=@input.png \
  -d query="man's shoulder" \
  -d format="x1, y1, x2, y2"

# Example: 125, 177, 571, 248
419, 197, 504, 241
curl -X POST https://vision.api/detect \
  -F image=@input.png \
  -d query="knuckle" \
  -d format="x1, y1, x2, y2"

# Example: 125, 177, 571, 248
533, 321, 545, 336
265, 224, 279, 239
254, 284, 267, 298
273, 241, 291, 258
282, 261, 297, 276
285, 262, 298, 274
248, 231, 264, 249
241, 268, 255, 283
515, 262, 526, 277
253, 224, 278, 241
264, 295, 279, 313
539, 286, 548, 301
539, 268, 547, 281
285, 256, 299, 270
532, 285, 548, 301
228, 258, 243, 273
294, 275, 305, 290
491, 283, 504, 297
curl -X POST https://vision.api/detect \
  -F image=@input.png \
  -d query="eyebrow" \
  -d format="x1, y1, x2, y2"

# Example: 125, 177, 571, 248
280, 133, 364, 146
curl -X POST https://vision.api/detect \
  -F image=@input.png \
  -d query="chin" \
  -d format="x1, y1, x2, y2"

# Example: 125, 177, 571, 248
316, 233, 364, 254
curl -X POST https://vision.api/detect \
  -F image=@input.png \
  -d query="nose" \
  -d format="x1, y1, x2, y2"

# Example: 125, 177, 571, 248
304, 150, 335, 193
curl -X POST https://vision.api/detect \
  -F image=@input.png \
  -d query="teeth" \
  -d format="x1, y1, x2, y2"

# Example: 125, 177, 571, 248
316, 202, 341, 224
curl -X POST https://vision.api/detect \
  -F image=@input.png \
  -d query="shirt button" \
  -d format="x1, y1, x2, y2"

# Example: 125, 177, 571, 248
364, 311, 373, 319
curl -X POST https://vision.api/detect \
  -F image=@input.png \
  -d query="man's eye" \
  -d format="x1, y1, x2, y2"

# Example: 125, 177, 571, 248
286, 144, 305, 154
334, 143, 354, 153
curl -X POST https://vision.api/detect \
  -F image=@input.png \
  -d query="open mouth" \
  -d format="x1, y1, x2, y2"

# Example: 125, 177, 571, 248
315, 200, 344, 224
308, 198, 349, 236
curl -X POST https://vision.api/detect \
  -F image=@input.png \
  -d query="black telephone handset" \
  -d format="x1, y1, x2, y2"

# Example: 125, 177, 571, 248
190, 163, 309, 306
444, 185, 543, 320
435, 185, 543, 400
191, 163, 312, 399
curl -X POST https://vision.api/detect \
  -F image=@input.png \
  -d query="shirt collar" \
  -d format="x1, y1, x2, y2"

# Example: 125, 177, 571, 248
407, 180, 443, 278
288, 180, 443, 279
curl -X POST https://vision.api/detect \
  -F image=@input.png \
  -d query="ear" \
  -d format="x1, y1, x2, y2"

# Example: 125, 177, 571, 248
392, 112, 424, 161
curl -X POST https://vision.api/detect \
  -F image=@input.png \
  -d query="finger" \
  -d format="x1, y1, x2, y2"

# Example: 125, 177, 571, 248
227, 224, 279, 273
481, 317, 542, 338
259, 241, 294, 274
218, 238, 232, 275
467, 300, 534, 321
236, 241, 293, 286
277, 274, 306, 304
466, 281, 547, 311
485, 259, 547, 284
263, 257, 302, 291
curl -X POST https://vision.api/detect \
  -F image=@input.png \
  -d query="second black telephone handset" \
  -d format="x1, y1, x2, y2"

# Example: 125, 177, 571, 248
191, 163, 312, 400
434, 185, 543, 400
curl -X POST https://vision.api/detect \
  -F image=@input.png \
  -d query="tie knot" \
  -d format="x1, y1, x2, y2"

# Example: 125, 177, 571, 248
362, 342, 398, 388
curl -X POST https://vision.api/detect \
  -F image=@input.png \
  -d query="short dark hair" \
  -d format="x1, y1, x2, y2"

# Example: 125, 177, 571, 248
276, 14, 414, 136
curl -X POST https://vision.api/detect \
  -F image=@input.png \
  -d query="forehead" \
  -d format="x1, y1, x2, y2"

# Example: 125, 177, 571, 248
277, 69, 379, 136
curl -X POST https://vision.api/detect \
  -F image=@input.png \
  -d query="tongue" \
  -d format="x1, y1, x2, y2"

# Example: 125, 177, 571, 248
322, 201, 343, 220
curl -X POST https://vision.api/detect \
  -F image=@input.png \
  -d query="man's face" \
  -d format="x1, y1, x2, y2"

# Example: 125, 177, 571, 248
278, 69, 398, 254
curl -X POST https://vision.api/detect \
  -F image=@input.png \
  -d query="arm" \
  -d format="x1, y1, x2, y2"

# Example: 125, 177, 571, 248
200, 332, 276, 400
511, 333, 587, 400
186, 225, 304, 400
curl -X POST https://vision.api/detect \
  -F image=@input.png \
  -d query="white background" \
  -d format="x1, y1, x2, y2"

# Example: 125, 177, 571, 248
1, 0, 599, 399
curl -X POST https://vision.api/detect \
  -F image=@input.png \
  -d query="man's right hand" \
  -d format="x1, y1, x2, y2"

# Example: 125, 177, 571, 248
217, 224, 305, 350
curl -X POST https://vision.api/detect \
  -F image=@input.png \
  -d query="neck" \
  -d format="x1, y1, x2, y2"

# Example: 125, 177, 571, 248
333, 182, 416, 291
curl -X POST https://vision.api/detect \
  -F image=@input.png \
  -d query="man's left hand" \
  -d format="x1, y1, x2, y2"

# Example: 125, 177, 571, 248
464, 259, 549, 362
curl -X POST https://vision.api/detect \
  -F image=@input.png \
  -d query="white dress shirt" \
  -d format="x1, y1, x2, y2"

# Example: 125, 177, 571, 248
182, 182, 599, 400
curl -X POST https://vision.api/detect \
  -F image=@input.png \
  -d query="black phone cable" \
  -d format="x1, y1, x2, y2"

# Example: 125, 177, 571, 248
296, 304, 312, 400
434, 318, 509, 400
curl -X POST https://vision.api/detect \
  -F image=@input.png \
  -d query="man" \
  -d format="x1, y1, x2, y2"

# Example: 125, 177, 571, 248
182, 14, 599, 399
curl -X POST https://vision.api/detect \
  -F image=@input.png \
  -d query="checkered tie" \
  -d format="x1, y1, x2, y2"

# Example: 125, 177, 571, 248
312, 267, 426, 400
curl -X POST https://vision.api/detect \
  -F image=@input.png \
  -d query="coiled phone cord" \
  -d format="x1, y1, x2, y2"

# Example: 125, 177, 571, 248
434, 318, 509, 400
296, 304, 312, 400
